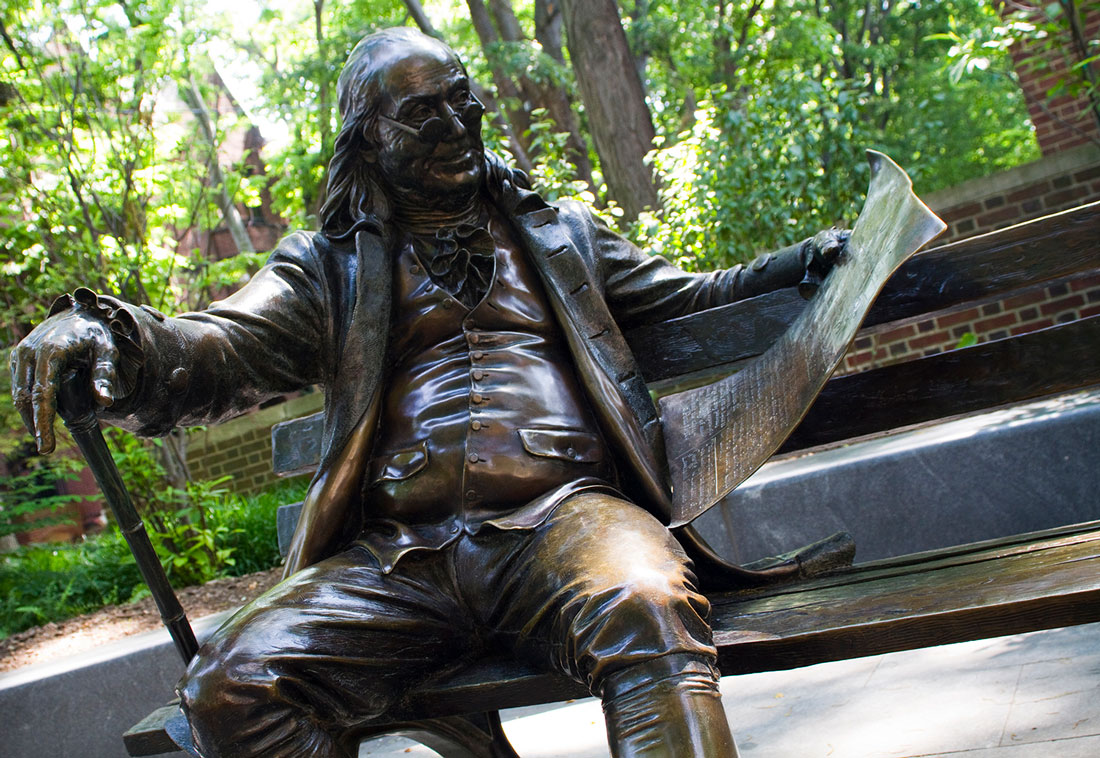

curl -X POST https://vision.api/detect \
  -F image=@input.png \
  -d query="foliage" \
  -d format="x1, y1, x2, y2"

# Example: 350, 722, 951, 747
625, 0, 1039, 268
0, 478, 306, 639
146, 476, 239, 587
217, 0, 412, 228
0, 527, 142, 637
0, 0, 275, 466
0, 453, 86, 539
636, 77, 873, 269
102, 429, 295, 586
525, 108, 594, 204
215, 480, 307, 576
0, 0, 263, 338
931, 0, 1100, 150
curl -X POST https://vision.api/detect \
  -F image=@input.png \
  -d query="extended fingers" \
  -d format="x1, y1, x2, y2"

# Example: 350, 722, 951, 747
31, 348, 64, 454
11, 347, 36, 442
818, 229, 850, 263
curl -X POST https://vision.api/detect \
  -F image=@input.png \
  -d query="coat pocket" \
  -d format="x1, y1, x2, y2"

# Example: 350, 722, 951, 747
518, 429, 604, 463
370, 441, 429, 482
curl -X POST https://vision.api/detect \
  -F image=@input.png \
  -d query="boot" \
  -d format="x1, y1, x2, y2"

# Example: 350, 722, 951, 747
600, 655, 739, 758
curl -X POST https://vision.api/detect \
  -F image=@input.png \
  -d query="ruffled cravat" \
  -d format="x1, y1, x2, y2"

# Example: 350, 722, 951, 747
417, 223, 496, 308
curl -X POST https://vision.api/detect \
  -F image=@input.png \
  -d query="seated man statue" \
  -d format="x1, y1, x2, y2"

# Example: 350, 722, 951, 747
11, 27, 847, 758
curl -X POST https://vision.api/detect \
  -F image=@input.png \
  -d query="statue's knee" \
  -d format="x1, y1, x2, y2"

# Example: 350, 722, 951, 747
599, 572, 710, 630
567, 574, 714, 689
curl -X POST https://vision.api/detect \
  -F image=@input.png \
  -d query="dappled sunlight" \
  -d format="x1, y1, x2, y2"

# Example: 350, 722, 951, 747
3, 615, 153, 672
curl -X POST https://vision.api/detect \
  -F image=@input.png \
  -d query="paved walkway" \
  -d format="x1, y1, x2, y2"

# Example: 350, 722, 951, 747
361, 622, 1100, 758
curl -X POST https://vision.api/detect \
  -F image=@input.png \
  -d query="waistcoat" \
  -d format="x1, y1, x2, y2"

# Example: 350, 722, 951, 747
358, 210, 617, 571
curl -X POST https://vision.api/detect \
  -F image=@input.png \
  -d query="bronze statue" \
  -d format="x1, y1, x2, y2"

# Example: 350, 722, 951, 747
11, 28, 851, 758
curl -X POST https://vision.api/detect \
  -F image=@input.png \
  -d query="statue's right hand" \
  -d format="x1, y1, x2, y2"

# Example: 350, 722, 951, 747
10, 310, 121, 454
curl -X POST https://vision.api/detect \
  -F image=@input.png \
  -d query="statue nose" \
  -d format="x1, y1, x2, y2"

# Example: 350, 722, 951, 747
442, 104, 467, 140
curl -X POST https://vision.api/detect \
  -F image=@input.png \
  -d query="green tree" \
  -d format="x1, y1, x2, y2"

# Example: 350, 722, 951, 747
625, 0, 1039, 268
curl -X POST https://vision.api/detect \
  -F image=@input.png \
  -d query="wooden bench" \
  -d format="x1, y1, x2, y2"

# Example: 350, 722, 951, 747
125, 202, 1100, 757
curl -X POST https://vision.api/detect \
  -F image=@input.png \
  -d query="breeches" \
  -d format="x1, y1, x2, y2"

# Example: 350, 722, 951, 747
178, 493, 716, 758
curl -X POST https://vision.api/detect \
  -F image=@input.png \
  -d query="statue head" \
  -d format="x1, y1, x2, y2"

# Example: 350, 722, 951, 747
320, 28, 487, 239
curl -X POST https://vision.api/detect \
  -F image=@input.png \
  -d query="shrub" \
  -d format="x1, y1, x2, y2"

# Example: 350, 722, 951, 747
0, 478, 308, 639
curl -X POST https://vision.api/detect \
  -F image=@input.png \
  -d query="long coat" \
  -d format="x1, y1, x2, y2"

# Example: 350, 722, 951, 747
105, 171, 824, 583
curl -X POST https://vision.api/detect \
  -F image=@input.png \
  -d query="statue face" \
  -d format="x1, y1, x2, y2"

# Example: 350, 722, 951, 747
372, 50, 485, 204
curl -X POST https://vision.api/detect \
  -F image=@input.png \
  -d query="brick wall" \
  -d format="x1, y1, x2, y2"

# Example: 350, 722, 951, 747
842, 269, 1100, 374
185, 392, 323, 495
928, 144, 1100, 244
1009, 5, 1100, 157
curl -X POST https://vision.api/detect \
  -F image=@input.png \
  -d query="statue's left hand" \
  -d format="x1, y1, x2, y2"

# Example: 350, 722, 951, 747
798, 228, 851, 299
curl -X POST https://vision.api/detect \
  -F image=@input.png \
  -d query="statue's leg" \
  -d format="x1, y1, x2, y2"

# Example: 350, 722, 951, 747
178, 545, 474, 758
463, 492, 737, 758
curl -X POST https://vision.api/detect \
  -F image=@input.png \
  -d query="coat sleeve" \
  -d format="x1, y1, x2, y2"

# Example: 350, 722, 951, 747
98, 231, 329, 437
565, 203, 808, 330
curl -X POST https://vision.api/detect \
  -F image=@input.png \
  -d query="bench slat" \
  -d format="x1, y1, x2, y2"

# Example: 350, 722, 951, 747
124, 703, 182, 756
626, 202, 1100, 381
711, 523, 1100, 674
868, 199, 1099, 328
124, 529, 1100, 749
779, 314, 1100, 453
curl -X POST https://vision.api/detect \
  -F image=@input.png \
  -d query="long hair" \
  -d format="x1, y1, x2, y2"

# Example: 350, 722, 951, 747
319, 28, 416, 241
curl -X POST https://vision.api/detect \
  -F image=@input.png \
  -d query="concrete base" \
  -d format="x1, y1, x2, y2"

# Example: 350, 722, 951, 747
694, 388, 1100, 564
0, 614, 229, 758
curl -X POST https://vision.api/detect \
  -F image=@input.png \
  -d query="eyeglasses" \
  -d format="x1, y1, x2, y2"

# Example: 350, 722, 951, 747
379, 95, 485, 144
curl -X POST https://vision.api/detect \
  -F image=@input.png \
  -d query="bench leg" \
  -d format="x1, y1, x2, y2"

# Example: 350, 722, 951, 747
343, 711, 521, 758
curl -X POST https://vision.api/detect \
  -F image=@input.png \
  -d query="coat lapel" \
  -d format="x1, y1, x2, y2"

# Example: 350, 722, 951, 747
285, 230, 392, 573
503, 189, 673, 517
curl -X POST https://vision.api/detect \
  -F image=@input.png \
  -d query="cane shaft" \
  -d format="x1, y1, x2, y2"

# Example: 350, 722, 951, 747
58, 370, 199, 664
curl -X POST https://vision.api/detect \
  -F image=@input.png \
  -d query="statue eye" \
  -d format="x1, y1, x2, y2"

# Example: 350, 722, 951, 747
405, 104, 434, 124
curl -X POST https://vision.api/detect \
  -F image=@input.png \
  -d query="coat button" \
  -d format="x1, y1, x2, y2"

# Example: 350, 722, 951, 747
752, 253, 772, 271
466, 490, 478, 501
442, 299, 453, 309
410, 264, 421, 275
168, 367, 190, 392
566, 447, 577, 458
471, 393, 483, 404
472, 370, 485, 381
469, 333, 480, 344
471, 420, 482, 431
468, 453, 479, 463
472, 350, 485, 360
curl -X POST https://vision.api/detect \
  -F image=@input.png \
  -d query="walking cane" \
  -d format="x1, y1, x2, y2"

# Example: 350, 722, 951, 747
57, 368, 199, 665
